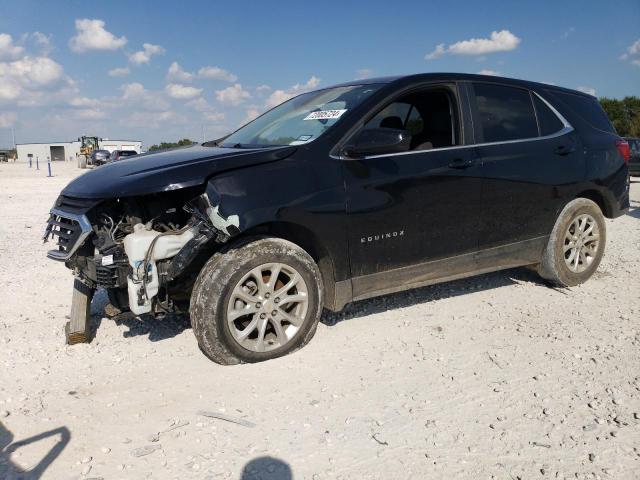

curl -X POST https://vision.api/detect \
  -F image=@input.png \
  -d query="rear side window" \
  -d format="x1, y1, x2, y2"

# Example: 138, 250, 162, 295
551, 91, 615, 133
472, 83, 538, 142
533, 94, 565, 136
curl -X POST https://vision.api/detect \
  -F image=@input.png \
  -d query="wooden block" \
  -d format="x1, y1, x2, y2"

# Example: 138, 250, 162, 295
65, 278, 94, 345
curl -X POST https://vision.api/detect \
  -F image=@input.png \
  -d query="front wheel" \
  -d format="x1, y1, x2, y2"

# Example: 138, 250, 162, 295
538, 198, 606, 287
190, 238, 324, 365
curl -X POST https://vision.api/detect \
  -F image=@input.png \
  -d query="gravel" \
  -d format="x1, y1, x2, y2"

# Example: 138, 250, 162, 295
1, 161, 639, 479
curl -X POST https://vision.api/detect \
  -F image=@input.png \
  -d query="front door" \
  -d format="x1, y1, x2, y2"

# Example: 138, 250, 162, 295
341, 85, 483, 294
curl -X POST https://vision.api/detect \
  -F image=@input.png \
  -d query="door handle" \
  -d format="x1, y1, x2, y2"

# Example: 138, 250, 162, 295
448, 158, 474, 169
554, 145, 575, 156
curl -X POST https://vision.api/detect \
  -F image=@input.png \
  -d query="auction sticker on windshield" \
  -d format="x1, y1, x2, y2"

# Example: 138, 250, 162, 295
304, 109, 347, 121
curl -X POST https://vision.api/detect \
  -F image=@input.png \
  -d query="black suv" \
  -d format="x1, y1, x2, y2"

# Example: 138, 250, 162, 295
624, 137, 640, 176
109, 150, 139, 162
44, 73, 630, 364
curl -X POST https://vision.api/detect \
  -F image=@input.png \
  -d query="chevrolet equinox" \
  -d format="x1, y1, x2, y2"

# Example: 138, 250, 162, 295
44, 73, 631, 364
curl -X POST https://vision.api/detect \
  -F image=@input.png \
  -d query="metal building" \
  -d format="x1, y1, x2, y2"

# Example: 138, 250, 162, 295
16, 139, 142, 162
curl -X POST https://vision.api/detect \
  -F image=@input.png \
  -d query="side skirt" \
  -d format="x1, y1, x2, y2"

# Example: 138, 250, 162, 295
332, 236, 547, 310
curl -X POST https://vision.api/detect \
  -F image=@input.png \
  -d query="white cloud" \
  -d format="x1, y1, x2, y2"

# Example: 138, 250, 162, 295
426, 30, 520, 59
242, 107, 261, 124
0, 56, 66, 102
31, 32, 52, 56
69, 96, 101, 107
69, 19, 127, 53
108, 67, 130, 77
0, 33, 24, 60
119, 82, 170, 111
167, 62, 237, 82
356, 68, 373, 79
165, 83, 202, 100
75, 108, 106, 119
620, 39, 640, 66
477, 69, 501, 76
204, 111, 225, 122
255, 84, 271, 93
0, 111, 17, 128
215, 83, 250, 105
167, 62, 194, 82
128, 43, 165, 65
265, 76, 320, 108
560, 27, 575, 40
425, 44, 446, 60
577, 86, 596, 96
198, 66, 237, 82
186, 97, 210, 111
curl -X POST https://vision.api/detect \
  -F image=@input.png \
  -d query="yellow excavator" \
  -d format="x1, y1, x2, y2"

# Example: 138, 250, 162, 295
77, 136, 100, 169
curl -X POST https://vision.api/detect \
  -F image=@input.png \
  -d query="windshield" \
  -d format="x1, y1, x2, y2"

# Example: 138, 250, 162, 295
220, 84, 382, 148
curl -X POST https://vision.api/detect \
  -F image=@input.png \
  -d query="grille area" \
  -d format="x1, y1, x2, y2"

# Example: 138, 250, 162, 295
44, 208, 93, 261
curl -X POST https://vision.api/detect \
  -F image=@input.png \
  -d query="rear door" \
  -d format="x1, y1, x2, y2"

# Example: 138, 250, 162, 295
469, 82, 582, 250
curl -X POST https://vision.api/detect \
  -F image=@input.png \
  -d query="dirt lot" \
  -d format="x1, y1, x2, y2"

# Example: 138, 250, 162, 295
0, 160, 639, 479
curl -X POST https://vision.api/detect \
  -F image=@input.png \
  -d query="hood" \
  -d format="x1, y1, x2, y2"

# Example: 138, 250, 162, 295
62, 144, 296, 199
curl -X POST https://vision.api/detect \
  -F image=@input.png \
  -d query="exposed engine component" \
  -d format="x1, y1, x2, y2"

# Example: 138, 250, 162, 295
123, 223, 197, 315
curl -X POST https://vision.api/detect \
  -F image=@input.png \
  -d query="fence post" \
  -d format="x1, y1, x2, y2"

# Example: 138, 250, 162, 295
36, 156, 39, 170
47, 156, 52, 177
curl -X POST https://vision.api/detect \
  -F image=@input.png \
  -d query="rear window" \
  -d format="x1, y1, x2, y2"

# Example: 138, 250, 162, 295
550, 91, 615, 133
533, 94, 565, 136
472, 83, 538, 142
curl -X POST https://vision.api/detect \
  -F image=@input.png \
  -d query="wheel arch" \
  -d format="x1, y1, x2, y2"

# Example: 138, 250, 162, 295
574, 189, 613, 218
231, 221, 340, 310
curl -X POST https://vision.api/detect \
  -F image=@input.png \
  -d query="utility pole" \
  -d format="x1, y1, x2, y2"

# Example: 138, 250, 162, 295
11, 127, 15, 149
201, 124, 205, 144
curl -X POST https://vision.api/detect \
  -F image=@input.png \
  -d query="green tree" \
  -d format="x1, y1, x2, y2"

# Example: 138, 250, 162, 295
148, 138, 196, 151
599, 96, 640, 137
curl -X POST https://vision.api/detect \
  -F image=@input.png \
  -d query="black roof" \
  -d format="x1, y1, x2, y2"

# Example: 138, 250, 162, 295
330, 72, 594, 98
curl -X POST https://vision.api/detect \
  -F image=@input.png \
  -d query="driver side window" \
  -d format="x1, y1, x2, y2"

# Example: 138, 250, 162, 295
363, 89, 458, 151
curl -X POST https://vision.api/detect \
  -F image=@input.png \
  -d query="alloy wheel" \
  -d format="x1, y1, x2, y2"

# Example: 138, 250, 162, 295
563, 213, 600, 273
226, 263, 309, 352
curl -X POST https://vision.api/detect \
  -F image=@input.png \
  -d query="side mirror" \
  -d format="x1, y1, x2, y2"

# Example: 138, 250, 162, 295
343, 128, 412, 158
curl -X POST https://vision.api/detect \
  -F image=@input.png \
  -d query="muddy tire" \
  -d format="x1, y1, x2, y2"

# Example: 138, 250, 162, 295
538, 198, 606, 287
190, 237, 324, 365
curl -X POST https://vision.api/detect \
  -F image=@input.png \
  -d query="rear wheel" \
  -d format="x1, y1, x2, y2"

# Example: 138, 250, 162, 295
190, 237, 323, 365
538, 198, 606, 287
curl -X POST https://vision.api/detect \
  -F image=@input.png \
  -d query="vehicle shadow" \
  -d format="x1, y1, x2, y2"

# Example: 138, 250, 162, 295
627, 199, 640, 219
322, 266, 548, 326
91, 289, 190, 342
239, 456, 292, 480
0, 422, 70, 479
90, 268, 552, 339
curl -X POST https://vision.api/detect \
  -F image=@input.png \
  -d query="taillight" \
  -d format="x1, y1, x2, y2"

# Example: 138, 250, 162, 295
616, 139, 630, 163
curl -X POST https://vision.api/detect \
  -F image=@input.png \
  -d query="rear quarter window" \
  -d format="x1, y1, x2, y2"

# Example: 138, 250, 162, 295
472, 83, 539, 142
549, 91, 615, 134
532, 94, 565, 136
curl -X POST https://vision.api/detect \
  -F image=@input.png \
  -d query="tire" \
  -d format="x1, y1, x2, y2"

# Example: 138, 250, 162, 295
190, 237, 324, 365
78, 155, 87, 169
538, 198, 606, 287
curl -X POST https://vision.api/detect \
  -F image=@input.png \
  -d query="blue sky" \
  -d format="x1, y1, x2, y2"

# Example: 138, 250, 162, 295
0, 0, 639, 148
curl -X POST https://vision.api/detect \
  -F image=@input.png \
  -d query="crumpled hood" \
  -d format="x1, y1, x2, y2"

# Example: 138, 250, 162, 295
62, 144, 296, 199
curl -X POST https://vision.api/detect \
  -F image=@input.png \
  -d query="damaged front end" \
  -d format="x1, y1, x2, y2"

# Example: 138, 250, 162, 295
44, 188, 238, 319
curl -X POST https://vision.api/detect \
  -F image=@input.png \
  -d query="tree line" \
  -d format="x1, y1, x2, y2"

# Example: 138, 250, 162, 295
599, 96, 640, 137
147, 138, 196, 151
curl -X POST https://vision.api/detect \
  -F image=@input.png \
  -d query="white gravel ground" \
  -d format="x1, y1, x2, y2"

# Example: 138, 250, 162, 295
1, 161, 639, 480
